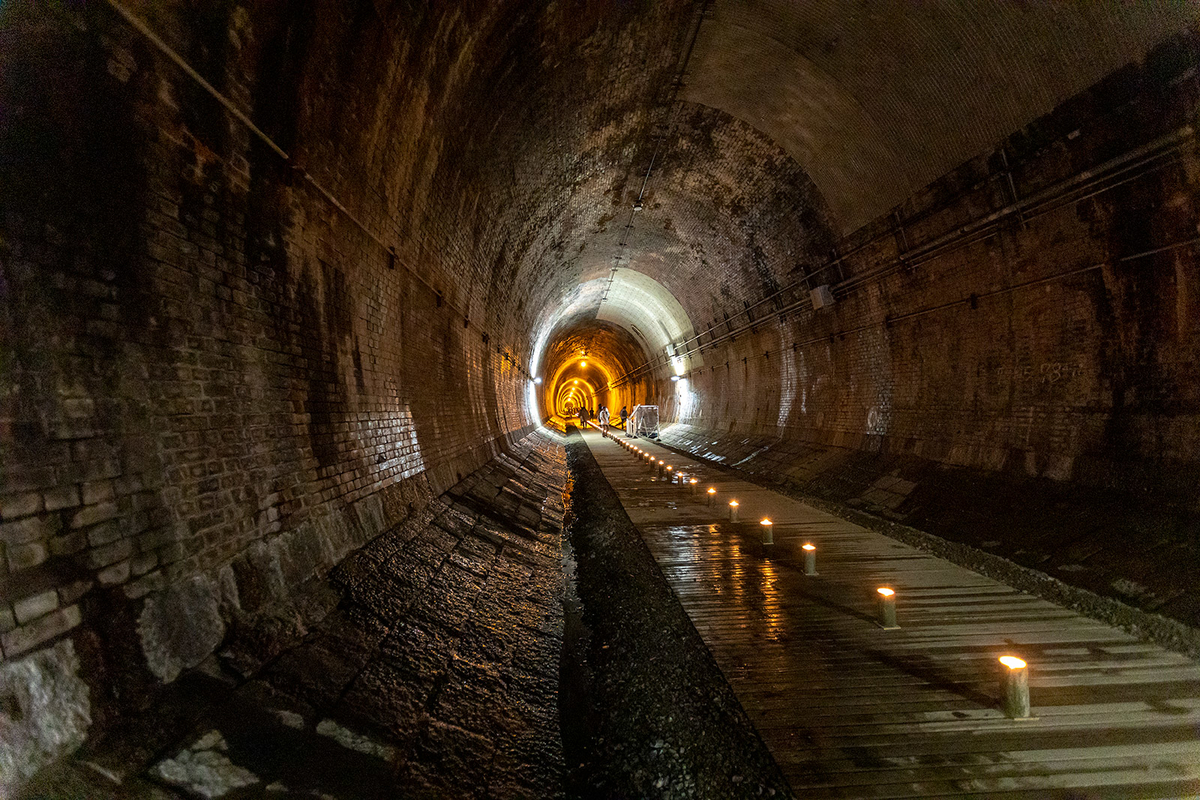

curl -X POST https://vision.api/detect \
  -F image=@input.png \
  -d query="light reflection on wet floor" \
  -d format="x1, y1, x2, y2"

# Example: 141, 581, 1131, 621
582, 429, 1200, 799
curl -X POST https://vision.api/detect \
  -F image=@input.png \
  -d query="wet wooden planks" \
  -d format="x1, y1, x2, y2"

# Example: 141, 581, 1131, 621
583, 430, 1200, 799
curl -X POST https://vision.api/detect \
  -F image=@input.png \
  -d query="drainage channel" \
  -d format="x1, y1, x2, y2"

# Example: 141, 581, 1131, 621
557, 430, 792, 800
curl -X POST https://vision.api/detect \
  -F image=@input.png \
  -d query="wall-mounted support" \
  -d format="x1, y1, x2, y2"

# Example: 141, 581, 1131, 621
811, 285, 835, 309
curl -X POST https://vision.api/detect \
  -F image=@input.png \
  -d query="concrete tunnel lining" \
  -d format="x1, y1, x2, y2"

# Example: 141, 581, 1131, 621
1, 0, 1200, 795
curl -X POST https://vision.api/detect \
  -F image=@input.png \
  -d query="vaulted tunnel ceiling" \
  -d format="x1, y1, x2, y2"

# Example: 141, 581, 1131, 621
683, 0, 1200, 232
493, 0, 1199, 388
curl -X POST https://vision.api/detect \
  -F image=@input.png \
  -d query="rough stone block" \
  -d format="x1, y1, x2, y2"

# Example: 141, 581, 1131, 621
14, 590, 59, 625
0, 606, 15, 634
0, 605, 82, 658
49, 531, 87, 557
81, 480, 115, 505
7, 542, 48, 572
0, 492, 42, 520
97, 559, 131, 586
42, 485, 81, 512
70, 502, 119, 529
85, 537, 133, 569
86, 521, 124, 547
132, 551, 159, 577
0, 516, 52, 546
124, 569, 166, 600
136, 575, 225, 683
0, 639, 91, 795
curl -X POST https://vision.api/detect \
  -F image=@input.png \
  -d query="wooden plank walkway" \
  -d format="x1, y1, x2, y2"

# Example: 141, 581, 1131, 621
581, 428, 1200, 799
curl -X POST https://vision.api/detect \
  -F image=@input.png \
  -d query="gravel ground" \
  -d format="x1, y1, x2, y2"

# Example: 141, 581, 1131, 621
559, 434, 793, 800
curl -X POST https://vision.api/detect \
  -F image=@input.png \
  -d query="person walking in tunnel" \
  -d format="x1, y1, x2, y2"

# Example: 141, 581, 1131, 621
620, 405, 629, 436
577, 405, 589, 428
598, 405, 610, 429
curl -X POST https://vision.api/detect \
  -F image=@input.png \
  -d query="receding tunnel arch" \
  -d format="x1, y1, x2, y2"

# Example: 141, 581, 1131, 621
529, 268, 702, 421
554, 377, 597, 417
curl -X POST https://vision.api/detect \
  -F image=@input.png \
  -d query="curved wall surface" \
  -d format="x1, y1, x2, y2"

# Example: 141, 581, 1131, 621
1, 0, 1199, 782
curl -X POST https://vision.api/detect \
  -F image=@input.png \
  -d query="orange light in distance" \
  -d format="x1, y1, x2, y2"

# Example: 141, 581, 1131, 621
877, 587, 895, 597
999, 656, 1027, 670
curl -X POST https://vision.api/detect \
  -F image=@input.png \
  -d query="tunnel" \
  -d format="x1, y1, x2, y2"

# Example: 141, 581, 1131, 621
2, 1, 1200, 797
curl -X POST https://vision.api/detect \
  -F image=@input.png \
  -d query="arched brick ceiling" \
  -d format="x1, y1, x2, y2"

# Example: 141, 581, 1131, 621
531, 268, 698, 378
218, 0, 1195, 386
539, 319, 649, 412
683, 0, 1200, 232
517, 103, 837, 380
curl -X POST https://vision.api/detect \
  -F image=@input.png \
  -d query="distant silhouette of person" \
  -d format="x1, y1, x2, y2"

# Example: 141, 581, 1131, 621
598, 406, 610, 427
577, 406, 589, 426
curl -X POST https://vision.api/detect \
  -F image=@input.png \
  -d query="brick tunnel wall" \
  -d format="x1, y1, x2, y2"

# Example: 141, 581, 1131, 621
0, 0, 696, 712
655, 32, 1200, 626
0, 1, 508, 677
2, 0, 1199, 779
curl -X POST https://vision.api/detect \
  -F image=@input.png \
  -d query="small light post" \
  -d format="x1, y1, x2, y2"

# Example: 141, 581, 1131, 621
999, 656, 1031, 719
707, 487, 716, 507
760, 518, 774, 545
665, 465, 673, 483
657, 460, 666, 478
690, 477, 698, 496
802, 543, 817, 576
728, 500, 739, 522
876, 587, 899, 629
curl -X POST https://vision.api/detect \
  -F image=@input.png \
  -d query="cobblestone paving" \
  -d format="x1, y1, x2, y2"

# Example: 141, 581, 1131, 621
22, 429, 570, 799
